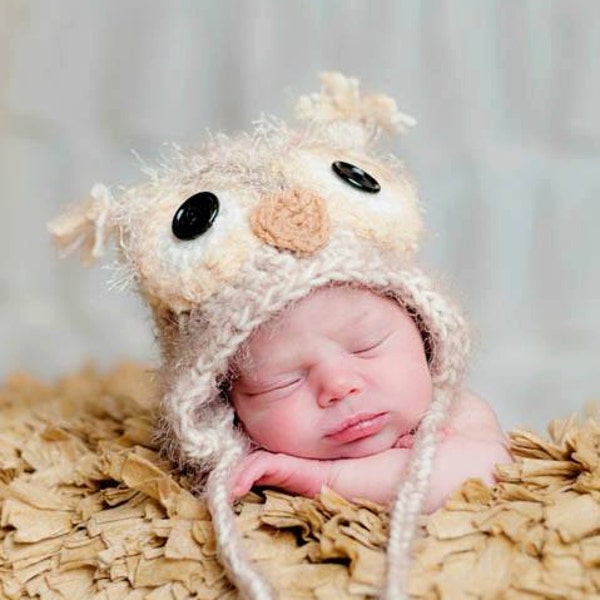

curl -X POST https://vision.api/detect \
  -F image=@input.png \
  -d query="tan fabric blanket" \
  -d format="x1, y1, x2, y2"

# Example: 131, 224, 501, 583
1, 363, 599, 599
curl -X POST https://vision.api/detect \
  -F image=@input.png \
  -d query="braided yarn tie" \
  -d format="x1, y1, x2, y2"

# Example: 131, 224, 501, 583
383, 387, 454, 599
207, 448, 275, 599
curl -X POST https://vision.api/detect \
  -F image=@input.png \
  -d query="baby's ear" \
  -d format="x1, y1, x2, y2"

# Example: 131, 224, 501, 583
47, 183, 117, 267
294, 71, 417, 148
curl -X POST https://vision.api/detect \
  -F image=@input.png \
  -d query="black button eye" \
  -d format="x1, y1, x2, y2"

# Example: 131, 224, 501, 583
172, 192, 220, 240
331, 161, 381, 193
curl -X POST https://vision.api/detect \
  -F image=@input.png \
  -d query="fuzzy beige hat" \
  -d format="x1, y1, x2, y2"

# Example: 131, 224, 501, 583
49, 72, 469, 599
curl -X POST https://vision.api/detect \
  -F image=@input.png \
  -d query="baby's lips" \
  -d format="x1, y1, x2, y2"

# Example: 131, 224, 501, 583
324, 412, 390, 444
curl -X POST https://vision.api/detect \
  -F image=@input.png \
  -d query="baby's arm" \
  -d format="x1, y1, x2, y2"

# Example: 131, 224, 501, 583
328, 430, 510, 512
229, 450, 332, 500
230, 393, 511, 511
328, 392, 511, 511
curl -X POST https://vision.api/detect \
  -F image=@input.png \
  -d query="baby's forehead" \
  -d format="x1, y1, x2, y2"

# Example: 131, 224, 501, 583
275, 285, 406, 325
229, 286, 411, 370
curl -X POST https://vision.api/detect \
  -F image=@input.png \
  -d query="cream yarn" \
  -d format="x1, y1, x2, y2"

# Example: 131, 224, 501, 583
49, 72, 469, 599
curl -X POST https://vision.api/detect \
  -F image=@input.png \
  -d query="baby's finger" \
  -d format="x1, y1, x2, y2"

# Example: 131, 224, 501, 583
228, 467, 256, 501
229, 480, 252, 502
228, 453, 268, 501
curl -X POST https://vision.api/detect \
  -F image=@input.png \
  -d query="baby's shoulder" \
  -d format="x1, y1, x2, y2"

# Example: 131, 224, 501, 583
453, 390, 496, 417
448, 390, 505, 441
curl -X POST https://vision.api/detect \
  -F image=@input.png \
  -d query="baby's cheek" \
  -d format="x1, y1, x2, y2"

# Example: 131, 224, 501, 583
401, 384, 433, 423
377, 359, 433, 416
239, 408, 305, 452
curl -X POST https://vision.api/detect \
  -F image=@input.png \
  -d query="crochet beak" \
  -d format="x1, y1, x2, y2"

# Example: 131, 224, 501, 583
250, 188, 331, 256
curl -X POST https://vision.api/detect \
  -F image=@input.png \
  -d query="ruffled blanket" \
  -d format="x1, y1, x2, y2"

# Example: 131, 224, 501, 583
1, 363, 598, 599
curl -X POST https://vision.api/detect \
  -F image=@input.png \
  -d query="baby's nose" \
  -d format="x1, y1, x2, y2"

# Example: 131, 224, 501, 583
316, 364, 362, 408
250, 188, 331, 256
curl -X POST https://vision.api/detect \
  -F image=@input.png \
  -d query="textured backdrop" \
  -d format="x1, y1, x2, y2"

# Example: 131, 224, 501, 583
1, 0, 599, 432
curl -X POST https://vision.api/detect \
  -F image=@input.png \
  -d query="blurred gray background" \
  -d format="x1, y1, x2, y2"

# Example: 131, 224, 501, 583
1, 0, 599, 433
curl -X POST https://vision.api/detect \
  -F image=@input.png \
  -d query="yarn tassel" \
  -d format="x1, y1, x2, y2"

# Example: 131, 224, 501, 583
47, 183, 115, 266
295, 71, 416, 136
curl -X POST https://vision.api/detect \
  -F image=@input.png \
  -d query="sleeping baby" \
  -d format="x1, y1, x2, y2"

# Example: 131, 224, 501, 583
49, 72, 512, 598
228, 284, 510, 512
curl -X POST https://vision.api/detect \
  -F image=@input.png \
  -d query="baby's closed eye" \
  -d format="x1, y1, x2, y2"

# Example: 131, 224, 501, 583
351, 332, 391, 356
245, 376, 303, 398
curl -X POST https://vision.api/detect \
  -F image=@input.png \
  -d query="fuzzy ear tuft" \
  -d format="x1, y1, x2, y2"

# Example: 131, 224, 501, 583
295, 72, 416, 144
48, 183, 116, 266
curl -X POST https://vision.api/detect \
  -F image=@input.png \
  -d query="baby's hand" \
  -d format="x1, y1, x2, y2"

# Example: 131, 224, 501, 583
228, 450, 331, 501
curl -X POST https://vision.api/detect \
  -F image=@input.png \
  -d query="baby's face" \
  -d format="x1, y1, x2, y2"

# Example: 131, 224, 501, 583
230, 287, 433, 459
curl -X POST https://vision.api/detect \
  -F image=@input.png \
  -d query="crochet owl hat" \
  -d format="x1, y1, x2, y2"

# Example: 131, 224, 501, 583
49, 72, 469, 599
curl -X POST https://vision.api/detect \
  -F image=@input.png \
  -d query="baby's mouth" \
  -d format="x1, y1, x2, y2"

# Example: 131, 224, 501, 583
325, 412, 389, 444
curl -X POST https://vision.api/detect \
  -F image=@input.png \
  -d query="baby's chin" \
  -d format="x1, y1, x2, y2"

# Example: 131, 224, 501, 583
329, 438, 398, 459
293, 430, 402, 460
